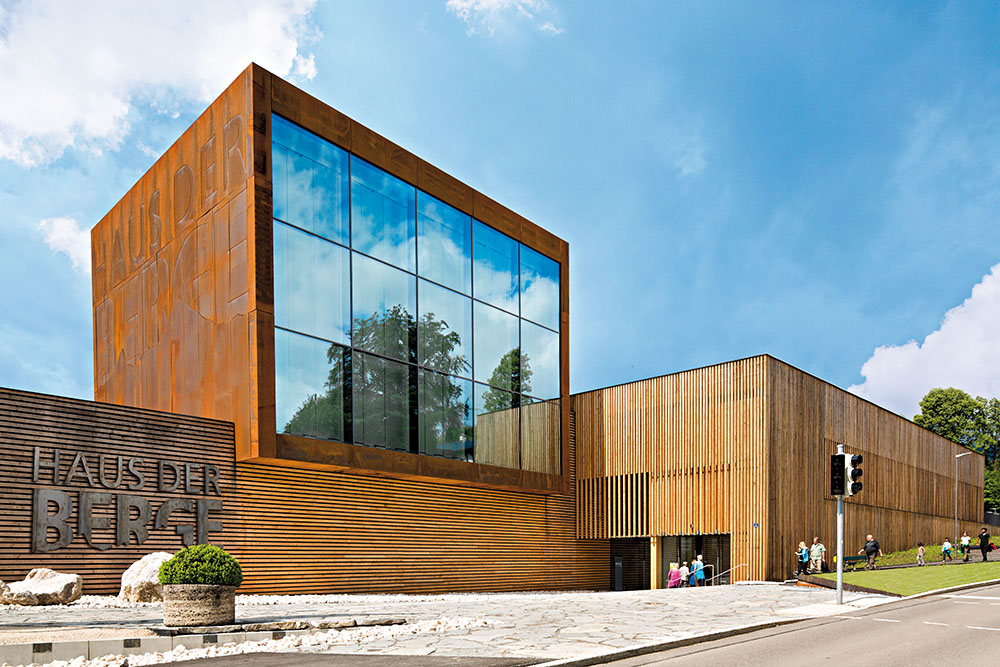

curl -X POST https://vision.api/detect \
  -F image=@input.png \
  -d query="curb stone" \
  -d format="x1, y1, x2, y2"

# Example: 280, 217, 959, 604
0, 618, 407, 666
529, 619, 804, 667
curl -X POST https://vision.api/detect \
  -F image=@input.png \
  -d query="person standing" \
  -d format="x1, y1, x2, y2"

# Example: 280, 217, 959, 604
961, 531, 971, 562
942, 538, 954, 561
691, 555, 706, 586
808, 537, 826, 574
979, 527, 991, 562
678, 561, 690, 587
858, 534, 883, 570
916, 542, 925, 566
796, 541, 810, 575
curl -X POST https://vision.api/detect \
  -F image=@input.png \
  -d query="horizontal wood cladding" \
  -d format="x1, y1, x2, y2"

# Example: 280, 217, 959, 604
1, 388, 607, 595
228, 460, 607, 594
0, 388, 236, 594
766, 357, 984, 581
572, 357, 769, 581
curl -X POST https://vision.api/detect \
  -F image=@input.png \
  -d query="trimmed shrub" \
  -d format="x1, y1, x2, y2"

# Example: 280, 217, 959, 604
158, 545, 243, 587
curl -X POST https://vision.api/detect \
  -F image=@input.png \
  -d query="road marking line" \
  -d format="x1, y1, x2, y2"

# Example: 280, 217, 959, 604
923, 622, 948, 626
966, 626, 1000, 632
834, 616, 860, 620
952, 601, 979, 605
941, 595, 1000, 600
872, 618, 901, 623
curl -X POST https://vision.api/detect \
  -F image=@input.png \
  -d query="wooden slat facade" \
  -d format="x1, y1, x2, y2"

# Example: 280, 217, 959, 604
572, 355, 985, 583
1, 387, 608, 595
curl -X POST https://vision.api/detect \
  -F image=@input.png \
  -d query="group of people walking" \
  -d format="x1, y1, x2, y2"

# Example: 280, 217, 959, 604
795, 527, 994, 574
933, 527, 994, 564
666, 555, 706, 588
796, 537, 828, 574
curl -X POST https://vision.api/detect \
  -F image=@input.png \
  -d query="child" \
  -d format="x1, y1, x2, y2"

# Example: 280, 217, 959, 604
917, 542, 925, 566
796, 541, 809, 575
942, 538, 953, 561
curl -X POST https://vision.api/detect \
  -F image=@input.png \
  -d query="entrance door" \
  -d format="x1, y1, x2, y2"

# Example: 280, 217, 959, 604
660, 534, 731, 585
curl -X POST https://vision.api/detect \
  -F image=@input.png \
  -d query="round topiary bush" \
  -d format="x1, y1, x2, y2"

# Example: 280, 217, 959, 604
158, 545, 243, 587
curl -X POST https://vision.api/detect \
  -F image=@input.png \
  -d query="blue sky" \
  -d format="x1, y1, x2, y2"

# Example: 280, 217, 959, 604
1, 0, 999, 419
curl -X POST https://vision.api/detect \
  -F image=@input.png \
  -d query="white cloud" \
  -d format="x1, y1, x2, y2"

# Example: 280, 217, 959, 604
37, 217, 90, 274
849, 263, 1000, 418
0, 0, 319, 167
446, 0, 562, 37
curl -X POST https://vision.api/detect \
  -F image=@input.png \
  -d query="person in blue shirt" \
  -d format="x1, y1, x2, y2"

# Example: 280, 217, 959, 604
691, 555, 706, 586
796, 541, 809, 575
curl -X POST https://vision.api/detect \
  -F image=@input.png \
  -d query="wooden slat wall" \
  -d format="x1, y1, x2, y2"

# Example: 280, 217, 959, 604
573, 355, 985, 583
766, 357, 984, 580
0, 388, 236, 593
1, 388, 607, 595
573, 357, 769, 581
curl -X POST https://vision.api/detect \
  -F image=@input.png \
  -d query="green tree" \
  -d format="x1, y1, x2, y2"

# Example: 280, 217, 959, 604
986, 467, 1000, 511
282, 307, 472, 455
913, 388, 1000, 465
481, 348, 532, 413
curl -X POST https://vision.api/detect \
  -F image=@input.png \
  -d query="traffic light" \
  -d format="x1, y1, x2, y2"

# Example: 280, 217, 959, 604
845, 454, 863, 496
830, 454, 845, 496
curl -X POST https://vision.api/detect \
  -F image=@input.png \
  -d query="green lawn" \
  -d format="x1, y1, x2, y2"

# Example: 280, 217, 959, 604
816, 559, 1000, 596
870, 537, 1000, 567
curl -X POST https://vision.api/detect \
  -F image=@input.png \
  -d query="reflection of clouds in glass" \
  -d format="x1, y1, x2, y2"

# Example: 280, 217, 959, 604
274, 222, 350, 345
273, 115, 349, 244
473, 221, 518, 313
275, 329, 329, 431
473, 301, 518, 386
351, 156, 415, 271
520, 245, 559, 330
418, 193, 471, 294
521, 320, 559, 399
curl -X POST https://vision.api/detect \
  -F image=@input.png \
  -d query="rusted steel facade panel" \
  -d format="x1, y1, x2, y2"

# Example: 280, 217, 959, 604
92, 66, 259, 459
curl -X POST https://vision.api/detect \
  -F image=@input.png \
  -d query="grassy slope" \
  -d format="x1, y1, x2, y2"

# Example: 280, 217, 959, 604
817, 553, 1000, 596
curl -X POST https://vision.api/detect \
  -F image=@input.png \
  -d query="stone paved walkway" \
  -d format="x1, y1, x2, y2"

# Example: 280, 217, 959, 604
0, 584, 894, 662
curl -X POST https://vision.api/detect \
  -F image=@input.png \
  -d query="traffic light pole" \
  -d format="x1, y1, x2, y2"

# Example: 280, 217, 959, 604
836, 442, 845, 605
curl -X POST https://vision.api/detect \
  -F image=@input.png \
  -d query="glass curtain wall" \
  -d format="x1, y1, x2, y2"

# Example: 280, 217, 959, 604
272, 113, 562, 473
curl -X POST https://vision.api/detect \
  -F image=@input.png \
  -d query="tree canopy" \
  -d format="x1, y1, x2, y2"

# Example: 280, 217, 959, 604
914, 387, 1000, 509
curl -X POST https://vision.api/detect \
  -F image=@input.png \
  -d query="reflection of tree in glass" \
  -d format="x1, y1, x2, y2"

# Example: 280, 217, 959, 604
481, 348, 532, 412
281, 309, 473, 454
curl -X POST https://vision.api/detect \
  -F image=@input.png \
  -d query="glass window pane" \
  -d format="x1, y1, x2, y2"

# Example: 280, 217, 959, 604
275, 329, 350, 442
473, 302, 520, 391
351, 156, 416, 271
352, 352, 413, 452
521, 397, 561, 474
274, 222, 350, 345
520, 244, 560, 331
418, 192, 472, 294
520, 320, 560, 400
418, 280, 471, 377
271, 115, 349, 245
473, 220, 519, 313
419, 370, 473, 461
474, 382, 519, 469
352, 253, 416, 363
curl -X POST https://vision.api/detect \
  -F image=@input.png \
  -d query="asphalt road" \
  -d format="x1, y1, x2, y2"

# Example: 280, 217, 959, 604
603, 582, 1000, 666
192, 656, 535, 666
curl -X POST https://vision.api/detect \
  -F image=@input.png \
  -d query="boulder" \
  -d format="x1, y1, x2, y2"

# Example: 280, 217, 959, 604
0, 579, 38, 606
7, 569, 81, 605
119, 551, 173, 603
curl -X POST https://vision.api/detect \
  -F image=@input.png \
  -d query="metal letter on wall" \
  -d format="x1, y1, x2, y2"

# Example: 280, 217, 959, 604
32, 489, 73, 552
80, 491, 112, 550
115, 494, 151, 546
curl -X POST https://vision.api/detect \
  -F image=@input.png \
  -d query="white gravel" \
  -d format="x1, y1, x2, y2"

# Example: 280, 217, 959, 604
4, 617, 490, 667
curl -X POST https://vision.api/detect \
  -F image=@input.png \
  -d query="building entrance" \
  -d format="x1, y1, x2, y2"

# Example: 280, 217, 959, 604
661, 534, 731, 585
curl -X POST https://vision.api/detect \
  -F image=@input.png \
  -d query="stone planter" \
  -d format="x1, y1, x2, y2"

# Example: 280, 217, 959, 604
162, 584, 236, 627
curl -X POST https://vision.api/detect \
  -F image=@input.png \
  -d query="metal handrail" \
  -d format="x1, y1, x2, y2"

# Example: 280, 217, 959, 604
707, 562, 748, 585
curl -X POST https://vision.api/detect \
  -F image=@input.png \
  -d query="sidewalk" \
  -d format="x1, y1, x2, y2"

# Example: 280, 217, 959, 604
0, 585, 896, 666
